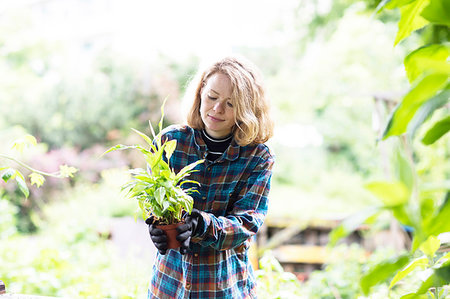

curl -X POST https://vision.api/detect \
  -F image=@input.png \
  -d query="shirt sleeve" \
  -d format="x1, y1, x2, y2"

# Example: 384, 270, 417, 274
191, 153, 274, 251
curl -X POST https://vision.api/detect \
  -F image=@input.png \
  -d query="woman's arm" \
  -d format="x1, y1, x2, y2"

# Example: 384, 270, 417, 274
191, 155, 274, 251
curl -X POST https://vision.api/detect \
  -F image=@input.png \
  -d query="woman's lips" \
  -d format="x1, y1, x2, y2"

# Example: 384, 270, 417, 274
208, 115, 223, 122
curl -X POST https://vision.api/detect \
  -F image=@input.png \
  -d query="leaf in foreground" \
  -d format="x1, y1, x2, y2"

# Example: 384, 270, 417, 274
360, 254, 410, 295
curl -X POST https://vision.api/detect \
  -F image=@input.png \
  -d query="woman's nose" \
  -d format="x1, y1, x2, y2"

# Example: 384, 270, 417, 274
214, 102, 224, 113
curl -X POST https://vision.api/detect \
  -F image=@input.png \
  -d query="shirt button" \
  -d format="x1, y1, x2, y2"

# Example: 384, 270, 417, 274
202, 196, 206, 200
194, 253, 199, 257
207, 167, 211, 171
186, 283, 191, 290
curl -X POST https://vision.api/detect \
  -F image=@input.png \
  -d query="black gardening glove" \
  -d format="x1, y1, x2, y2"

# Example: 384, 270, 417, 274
176, 209, 203, 255
145, 216, 168, 255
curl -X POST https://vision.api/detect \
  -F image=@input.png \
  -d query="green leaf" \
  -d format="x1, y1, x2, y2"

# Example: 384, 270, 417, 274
400, 293, 427, 299
374, 0, 392, 14
2, 168, 16, 183
11, 134, 37, 153
382, 74, 448, 139
389, 256, 428, 289
392, 146, 414, 192
154, 187, 166, 207
360, 254, 410, 295
131, 128, 155, 150
150, 143, 167, 170
415, 263, 450, 294
133, 174, 152, 183
407, 88, 450, 139
128, 168, 146, 176
394, 0, 431, 46
178, 194, 193, 214
29, 173, 45, 188
174, 159, 204, 183
162, 200, 170, 213
421, 0, 450, 26
160, 170, 171, 180
130, 185, 146, 199
365, 181, 410, 207
15, 173, 29, 198
59, 165, 78, 178
164, 139, 177, 161
101, 144, 136, 156
436, 252, 450, 264
419, 235, 440, 257
391, 205, 415, 226
424, 193, 450, 236
435, 260, 450, 281
24, 134, 37, 146
179, 180, 201, 188
328, 207, 380, 246
419, 197, 435, 220
421, 115, 450, 145
134, 145, 152, 156
158, 96, 169, 133
404, 43, 450, 83
385, 0, 416, 9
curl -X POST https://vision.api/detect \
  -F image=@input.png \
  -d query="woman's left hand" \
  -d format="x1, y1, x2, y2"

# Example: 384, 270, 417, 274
176, 209, 202, 254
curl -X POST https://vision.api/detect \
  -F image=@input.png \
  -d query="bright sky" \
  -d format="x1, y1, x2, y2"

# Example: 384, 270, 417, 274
0, 0, 297, 62
110, 0, 297, 60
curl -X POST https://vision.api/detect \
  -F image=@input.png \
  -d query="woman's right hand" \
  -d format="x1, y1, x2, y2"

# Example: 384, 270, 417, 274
145, 217, 168, 255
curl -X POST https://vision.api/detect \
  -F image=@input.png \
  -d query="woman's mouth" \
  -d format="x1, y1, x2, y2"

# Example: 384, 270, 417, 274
208, 115, 223, 122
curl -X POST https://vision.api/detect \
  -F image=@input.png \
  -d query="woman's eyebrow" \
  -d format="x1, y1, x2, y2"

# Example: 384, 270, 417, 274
210, 89, 231, 100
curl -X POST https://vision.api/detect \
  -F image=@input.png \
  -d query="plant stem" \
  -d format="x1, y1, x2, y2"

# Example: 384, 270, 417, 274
0, 154, 61, 178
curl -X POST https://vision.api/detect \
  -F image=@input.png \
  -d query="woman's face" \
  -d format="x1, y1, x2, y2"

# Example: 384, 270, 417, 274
200, 72, 236, 139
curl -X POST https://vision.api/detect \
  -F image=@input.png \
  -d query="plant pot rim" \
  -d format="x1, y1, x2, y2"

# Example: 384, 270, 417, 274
155, 221, 185, 249
155, 222, 184, 230
155, 221, 185, 230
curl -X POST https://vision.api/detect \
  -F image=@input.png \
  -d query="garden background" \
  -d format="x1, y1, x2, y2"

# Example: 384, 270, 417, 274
1, 0, 449, 298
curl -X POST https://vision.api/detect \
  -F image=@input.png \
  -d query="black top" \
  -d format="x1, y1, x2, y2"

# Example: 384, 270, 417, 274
201, 129, 233, 162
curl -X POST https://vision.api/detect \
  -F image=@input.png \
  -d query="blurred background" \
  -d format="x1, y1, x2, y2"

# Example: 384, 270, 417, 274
0, 0, 448, 298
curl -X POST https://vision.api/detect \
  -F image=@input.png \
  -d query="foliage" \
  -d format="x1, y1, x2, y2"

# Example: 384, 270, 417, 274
103, 100, 204, 224
0, 169, 150, 298
0, 133, 77, 199
302, 244, 436, 298
0, 10, 146, 150
255, 245, 426, 298
268, 5, 408, 185
330, 0, 450, 297
0, 197, 18, 239
255, 251, 303, 299
0, 10, 175, 150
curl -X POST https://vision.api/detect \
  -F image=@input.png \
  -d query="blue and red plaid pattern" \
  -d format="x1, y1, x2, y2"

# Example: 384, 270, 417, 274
147, 125, 275, 299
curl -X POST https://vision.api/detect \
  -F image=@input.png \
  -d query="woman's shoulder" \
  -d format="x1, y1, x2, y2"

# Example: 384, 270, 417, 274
160, 124, 195, 139
241, 141, 275, 163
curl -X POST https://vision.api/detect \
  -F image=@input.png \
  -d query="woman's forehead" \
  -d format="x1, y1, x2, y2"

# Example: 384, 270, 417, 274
204, 73, 232, 97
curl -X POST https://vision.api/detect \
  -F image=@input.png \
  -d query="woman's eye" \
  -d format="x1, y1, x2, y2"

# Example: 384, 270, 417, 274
208, 95, 217, 100
227, 102, 233, 107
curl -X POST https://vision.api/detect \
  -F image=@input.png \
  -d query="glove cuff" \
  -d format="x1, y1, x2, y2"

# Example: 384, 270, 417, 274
191, 211, 211, 242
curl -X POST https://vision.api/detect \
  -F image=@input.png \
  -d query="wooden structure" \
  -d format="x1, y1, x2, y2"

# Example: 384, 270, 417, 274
254, 216, 367, 279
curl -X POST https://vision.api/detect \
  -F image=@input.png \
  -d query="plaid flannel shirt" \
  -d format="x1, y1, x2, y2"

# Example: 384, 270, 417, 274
148, 125, 274, 299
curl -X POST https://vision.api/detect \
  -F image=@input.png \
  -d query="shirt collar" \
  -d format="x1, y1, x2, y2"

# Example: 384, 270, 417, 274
193, 128, 240, 161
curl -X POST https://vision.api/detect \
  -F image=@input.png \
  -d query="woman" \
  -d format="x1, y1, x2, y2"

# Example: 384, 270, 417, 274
146, 55, 275, 299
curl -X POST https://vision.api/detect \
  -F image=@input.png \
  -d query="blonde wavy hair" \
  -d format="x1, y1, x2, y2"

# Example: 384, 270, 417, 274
186, 56, 274, 146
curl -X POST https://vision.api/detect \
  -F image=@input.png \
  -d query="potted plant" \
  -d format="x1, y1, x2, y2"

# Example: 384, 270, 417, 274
103, 102, 204, 249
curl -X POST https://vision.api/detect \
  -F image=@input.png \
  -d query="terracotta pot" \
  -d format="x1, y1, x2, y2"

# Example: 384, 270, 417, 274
156, 222, 183, 249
